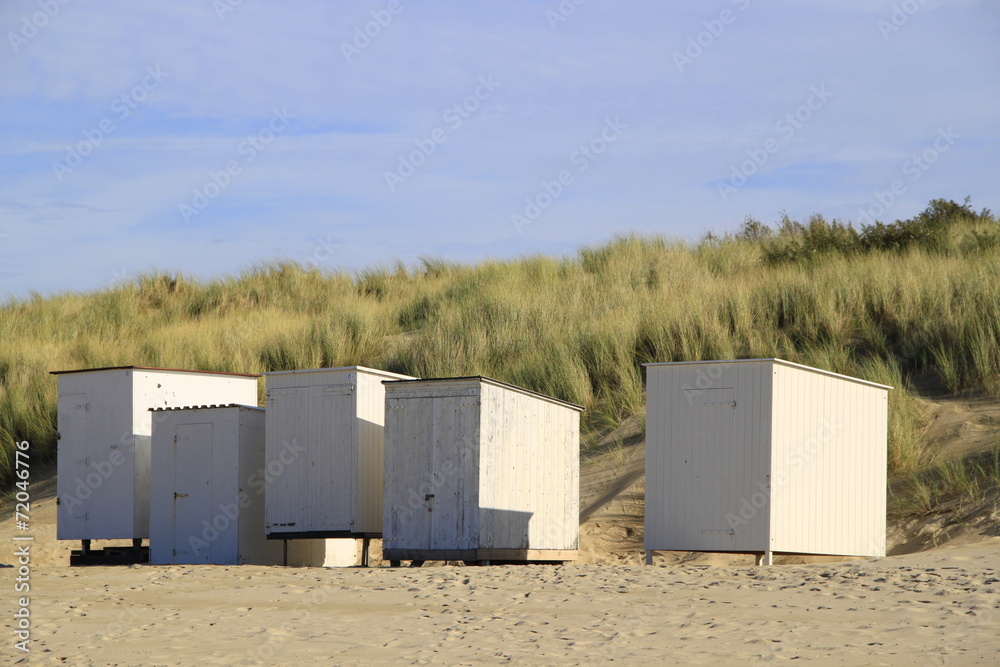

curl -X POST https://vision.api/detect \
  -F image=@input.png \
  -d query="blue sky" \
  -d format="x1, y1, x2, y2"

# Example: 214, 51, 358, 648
1, 0, 998, 299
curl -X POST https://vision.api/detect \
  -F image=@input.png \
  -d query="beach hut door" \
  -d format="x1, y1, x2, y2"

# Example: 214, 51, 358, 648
171, 423, 214, 564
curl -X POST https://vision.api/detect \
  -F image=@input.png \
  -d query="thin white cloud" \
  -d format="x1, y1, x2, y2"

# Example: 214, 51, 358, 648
1, 0, 998, 298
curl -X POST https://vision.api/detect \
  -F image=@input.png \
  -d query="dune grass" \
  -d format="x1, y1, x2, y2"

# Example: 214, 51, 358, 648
1, 198, 998, 487
893, 444, 1000, 515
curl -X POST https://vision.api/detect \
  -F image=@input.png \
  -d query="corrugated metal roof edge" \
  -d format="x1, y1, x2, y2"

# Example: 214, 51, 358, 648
50, 365, 260, 378
263, 365, 416, 380
382, 375, 585, 412
150, 404, 263, 412
642, 358, 893, 390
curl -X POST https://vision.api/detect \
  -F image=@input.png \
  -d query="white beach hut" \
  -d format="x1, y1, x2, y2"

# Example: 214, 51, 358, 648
643, 359, 890, 565
149, 405, 335, 567
263, 366, 416, 564
52, 366, 259, 564
149, 405, 281, 565
382, 376, 582, 565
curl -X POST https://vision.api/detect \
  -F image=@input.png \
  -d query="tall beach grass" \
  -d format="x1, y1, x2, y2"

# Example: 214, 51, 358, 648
1, 199, 998, 486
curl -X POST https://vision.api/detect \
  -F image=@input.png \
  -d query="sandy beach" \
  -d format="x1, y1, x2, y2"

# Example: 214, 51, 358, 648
5, 448, 1000, 666
10, 538, 997, 666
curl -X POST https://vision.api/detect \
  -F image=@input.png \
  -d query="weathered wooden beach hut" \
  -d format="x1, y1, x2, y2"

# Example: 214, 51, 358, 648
382, 376, 582, 566
263, 366, 415, 563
